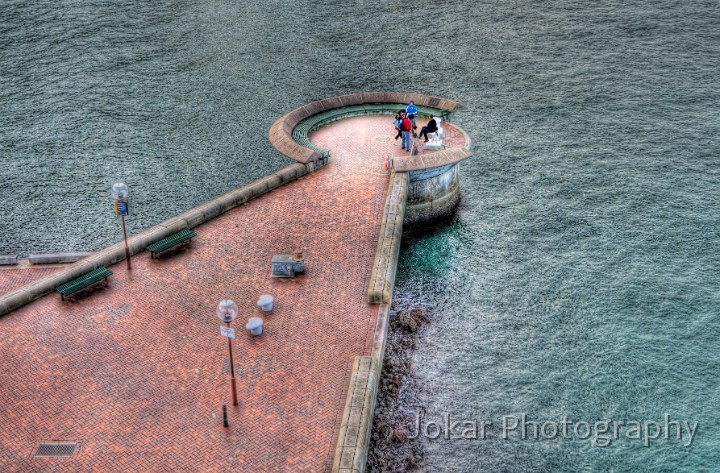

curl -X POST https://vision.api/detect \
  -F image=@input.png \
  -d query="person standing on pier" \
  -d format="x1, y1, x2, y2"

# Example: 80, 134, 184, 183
401, 113, 412, 152
406, 100, 418, 138
393, 110, 403, 140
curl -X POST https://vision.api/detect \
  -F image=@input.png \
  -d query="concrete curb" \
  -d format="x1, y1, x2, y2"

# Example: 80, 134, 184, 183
331, 172, 408, 472
0, 255, 18, 266
367, 172, 408, 305
28, 253, 93, 264
0, 162, 309, 317
332, 303, 391, 473
332, 356, 377, 473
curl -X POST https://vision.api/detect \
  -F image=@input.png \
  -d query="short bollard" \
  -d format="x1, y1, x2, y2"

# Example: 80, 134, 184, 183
257, 295, 274, 312
223, 404, 229, 428
246, 317, 263, 336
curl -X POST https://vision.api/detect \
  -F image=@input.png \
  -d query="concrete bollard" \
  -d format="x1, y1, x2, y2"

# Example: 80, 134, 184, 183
246, 317, 264, 336
257, 295, 274, 312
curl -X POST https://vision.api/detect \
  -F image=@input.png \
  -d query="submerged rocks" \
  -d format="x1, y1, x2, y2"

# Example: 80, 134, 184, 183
392, 307, 430, 333
394, 311, 417, 333
367, 303, 431, 473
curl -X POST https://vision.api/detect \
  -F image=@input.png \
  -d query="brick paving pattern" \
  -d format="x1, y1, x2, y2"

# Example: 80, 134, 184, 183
0, 116, 437, 472
0, 116, 465, 472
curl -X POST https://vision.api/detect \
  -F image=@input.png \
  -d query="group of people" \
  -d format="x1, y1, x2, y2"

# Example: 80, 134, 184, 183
393, 100, 438, 153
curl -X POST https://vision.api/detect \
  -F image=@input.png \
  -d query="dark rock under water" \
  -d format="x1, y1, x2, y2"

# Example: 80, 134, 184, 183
368, 303, 431, 473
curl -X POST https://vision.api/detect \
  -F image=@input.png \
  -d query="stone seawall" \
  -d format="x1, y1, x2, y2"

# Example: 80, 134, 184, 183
405, 164, 461, 227
367, 172, 409, 305
0, 162, 309, 317
332, 171, 407, 473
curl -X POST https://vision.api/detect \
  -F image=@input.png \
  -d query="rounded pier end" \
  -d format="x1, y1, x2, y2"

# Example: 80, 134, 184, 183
270, 92, 473, 225
404, 164, 462, 227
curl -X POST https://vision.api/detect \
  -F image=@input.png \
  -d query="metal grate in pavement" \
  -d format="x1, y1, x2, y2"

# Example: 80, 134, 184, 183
33, 442, 78, 458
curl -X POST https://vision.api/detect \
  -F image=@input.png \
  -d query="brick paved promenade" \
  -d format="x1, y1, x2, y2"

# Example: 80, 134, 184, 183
0, 116, 463, 472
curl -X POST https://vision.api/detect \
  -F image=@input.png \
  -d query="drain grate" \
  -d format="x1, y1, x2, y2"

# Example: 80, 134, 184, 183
34, 442, 78, 458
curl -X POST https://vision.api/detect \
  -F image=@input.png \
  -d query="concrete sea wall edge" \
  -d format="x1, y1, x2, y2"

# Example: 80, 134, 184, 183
0, 163, 309, 317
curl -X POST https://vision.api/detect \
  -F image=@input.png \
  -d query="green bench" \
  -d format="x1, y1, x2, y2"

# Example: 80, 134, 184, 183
56, 267, 113, 301
291, 103, 449, 160
146, 229, 197, 259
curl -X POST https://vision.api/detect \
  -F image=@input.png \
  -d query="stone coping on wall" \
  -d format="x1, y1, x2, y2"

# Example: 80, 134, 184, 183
269, 92, 469, 165
0, 163, 309, 317
366, 172, 408, 305
331, 171, 408, 472
392, 146, 473, 172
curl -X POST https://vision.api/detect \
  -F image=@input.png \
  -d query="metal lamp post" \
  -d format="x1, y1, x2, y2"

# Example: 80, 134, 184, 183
216, 299, 239, 406
111, 182, 131, 270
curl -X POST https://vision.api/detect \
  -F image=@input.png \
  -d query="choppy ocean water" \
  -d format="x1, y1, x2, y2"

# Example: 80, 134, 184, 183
1, 0, 718, 471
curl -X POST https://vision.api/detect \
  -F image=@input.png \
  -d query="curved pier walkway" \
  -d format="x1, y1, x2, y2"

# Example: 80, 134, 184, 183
0, 115, 465, 472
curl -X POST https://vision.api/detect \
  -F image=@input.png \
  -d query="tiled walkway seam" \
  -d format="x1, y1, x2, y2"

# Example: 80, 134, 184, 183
0, 162, 308, 317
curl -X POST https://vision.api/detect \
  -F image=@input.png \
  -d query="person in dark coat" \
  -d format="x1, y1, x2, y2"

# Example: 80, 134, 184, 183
393, 110, 403, 140
418, 115, 438, 142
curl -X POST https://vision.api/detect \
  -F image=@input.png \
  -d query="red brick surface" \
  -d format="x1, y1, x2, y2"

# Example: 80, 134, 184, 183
269, 92, 466, 164
0, 117, 402, 472
0, 267, 60, 298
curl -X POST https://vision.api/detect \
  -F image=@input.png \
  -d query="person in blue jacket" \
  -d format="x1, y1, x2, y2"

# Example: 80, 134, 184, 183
405, 100, 418, 137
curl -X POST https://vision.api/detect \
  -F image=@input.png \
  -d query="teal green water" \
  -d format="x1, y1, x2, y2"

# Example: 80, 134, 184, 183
1, 0, 718, 471
390, 1, 720, 469
397, 87, 719, 469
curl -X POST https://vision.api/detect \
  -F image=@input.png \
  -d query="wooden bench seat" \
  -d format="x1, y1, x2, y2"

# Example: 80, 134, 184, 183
146, 229, 197, 259
55, 267, 113, 301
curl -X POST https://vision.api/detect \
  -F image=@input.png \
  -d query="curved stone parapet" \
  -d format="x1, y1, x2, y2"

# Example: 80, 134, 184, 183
269, 92, 466, 165
269, 92, 473, 225
391, 146, 472, 173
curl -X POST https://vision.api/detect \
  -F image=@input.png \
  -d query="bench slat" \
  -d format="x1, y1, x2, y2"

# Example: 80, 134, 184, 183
146, 229, 196, 256
56, 269, 111, 293
56, 267, 112, 298
56, 268, 108, 290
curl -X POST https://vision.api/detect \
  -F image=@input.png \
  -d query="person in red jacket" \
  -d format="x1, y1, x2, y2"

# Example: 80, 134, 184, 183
400, 113, 412, 152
